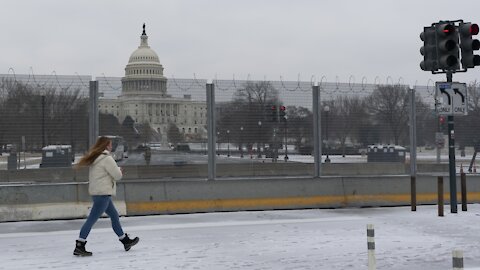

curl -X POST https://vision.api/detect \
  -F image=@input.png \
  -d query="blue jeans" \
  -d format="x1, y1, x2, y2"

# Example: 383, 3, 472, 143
79, 195, 124, 240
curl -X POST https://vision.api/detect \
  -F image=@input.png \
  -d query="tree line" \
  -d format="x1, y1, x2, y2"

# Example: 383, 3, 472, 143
0, 79, 140, 153
216, 81, 480, 155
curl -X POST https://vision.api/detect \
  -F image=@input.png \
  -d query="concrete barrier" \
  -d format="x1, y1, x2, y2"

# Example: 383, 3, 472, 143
2, 174, 480, 222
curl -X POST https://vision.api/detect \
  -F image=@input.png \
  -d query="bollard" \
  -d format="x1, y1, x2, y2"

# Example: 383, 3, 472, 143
438, 176, 444, 217
461, 172, 467, 211
367, 224, 376, 270
452, 250, 463, 270
411, 176, 416, 211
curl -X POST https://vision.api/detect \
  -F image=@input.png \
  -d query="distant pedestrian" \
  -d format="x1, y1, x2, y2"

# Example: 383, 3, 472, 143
144, 146, 151, 165
73, 136, 139, 256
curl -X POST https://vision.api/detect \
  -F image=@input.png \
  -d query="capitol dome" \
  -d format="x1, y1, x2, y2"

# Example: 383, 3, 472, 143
128, 38, 160, 64
121, 24, 168, 97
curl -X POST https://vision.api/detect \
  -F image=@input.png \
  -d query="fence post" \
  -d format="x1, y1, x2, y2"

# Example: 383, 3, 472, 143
411, 176, 417, 211
452, 250, 463, 270
461, 172, 467, 211
206, 81, 216, 181
312, 83, 321, 177
367, 224, 376, 270
438, 176, 444, 217
409, 88, 417, 211
88, 81, 99, 149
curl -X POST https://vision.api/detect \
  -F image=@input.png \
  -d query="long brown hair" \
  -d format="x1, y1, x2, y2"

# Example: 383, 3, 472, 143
75, 137, 111, 168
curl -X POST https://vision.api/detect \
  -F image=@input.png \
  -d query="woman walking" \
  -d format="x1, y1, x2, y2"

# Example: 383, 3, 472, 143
73, 136, 139, 256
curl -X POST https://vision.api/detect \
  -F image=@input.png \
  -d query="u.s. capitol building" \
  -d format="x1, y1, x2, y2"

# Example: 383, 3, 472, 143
99, 25, 207, 141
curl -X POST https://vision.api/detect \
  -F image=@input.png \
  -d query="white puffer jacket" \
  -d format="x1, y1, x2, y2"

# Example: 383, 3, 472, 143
88, 150, 122, 196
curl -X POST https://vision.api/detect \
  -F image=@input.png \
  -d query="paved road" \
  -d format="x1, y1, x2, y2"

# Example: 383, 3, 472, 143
2, 205, 480, 270
119, 150, 271, 166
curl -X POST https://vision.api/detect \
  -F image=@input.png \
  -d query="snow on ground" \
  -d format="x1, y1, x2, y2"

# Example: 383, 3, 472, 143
1, 205, 480, 269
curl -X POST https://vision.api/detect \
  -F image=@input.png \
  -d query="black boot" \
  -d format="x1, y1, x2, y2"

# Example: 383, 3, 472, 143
73, 240, 93, 256
120, 234, 139, 251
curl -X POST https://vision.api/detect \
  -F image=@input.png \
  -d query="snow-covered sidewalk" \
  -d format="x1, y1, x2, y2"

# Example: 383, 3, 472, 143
1, 205, 480, 269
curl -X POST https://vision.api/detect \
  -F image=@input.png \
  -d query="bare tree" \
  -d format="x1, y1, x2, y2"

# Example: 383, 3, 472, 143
218, 81, 280, 150
366, 84, 410, 145
233, 81, 279, 108
0, 79, 89, 151
167, 123, 184, 147
329, 95, 368, 156
455, 82, 480, 148
138, 121, 155, 144
409, 93, 435, 148
285, 106, 312, 150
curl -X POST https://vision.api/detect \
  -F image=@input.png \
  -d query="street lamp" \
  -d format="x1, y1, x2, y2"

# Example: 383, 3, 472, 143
41, 95, 46, 148
284, 116, 288, 162
217, 131, 220, 156
240, 126, 244, 158
70, 109, 74, 160
257, 121, 262, 158
324, 105, 330, 163
227, 129, 230, 157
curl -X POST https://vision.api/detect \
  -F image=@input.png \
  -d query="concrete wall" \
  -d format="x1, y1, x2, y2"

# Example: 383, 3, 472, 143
1, 174, 478, 222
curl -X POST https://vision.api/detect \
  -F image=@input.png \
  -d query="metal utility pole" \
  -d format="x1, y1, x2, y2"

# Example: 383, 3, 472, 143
446, 72, 457, 213
88, 81, 99, 149
409, 88, 417, 211
312, 83, 322, 177
41, 95, 46, 148
206, 81, 216, 180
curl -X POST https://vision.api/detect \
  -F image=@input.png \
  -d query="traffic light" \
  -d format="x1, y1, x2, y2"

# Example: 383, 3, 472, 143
439, 115, 446, 130
270, 105, 277, 122
459, 22, 480, 69
439, 115, 446, 124
435, 23, 459, 70
279, 106, 286, 122
420, 26, 438, 71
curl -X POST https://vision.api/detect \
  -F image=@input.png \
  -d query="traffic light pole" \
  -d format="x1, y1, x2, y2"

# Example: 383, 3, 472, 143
446, 71, 458, 213
420, 19, 480, 213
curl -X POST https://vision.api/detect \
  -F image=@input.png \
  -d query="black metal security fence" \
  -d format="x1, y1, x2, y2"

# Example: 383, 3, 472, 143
1, 73, 480, 180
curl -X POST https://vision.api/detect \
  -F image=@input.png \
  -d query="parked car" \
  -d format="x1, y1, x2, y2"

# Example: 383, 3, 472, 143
175, 144, 191, 152
146, 142, 162, 150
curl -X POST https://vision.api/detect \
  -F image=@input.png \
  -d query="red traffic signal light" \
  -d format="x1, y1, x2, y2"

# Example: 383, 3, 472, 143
439, 23, 455, 34
469, 23, 479, 35
279, 106, 286, 121
460, 22, 480, 69
436, 23, 459, 70
439, 116, 446, 124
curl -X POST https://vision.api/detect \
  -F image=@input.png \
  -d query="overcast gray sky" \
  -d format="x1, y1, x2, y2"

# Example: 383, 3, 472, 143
2, 0, 480, 86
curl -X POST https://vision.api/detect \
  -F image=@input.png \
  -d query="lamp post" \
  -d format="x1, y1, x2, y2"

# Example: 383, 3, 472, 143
284, 116, 288, 162
227, 129, 230, 157
240, 126, 244, 158
217, 131, 220, 156
324, 105, 331, 163
70, 109, 75, 160
257, 121, 262, 158
41, 95, 46, 148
